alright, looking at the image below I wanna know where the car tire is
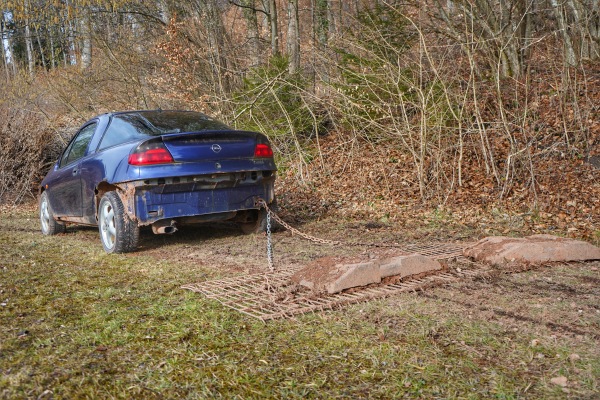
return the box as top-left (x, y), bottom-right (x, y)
top-left (240, 198), bottom-right (278, 234)
top-left (98, 191), bottom-right (140, 254)
top-left (39, 191), bottom-right (66, 235)
top-left (240, 208), bottom-right (268, 234)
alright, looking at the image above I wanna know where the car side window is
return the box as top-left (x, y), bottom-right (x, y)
top-left (60, 123), bottom-right (97, 168)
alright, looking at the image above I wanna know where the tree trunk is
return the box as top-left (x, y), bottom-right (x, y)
top-left (327, 0), bottom-right (336, 38)
top-left (1, 14), bottom-right (10, 81)
top-left (286, 0), bottom-right (300, 74)
top-left (203, 0), bottom-right (231, 94)
top-left (550, 0), bottom-right (578, 66)
top-left (315, 0), bottom-right (328, 48)
top-left (268, 0), bottom-right (279, 56)
top-left (80, 10), bottom-right (92, 69)
top-left (590, 0), bottom-right (600, 59)
top-left (24, 1), bottom-right (35, 75)
top-left (572, 0), bottom-right (599, 60)
top-left (64, 0), bottom-right (77, 66)
top-left (242, 0), bottom-right (261, 67)
top-left (34, 24), bottom-right (46, 70)
top-left (499, 0), bottom-right (522, 77)
top-left (48, 26), bottom-right (56, 69)
top-left (518, 0), bottom-right (534, 70)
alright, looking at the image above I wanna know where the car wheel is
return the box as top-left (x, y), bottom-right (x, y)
top-left (39, 191), bottom-right (66, 235)
top-left (240, 208), bottom-right (268, 234)
top-left (98, 191), bottom-right (140, 253)
top-left (240, 198), bottom-right (278, 234)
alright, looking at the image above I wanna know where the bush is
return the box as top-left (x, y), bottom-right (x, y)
top-left (0, 107), bottom-right (65, 204)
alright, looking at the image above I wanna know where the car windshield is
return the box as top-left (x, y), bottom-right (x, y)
top-left (121, 111), bottom-right (231, 135)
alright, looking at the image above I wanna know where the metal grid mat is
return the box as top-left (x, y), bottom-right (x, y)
top-left (182, 243), bottom-right (484, 321)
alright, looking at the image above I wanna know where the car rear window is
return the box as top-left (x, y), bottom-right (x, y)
top-left (140, 111), bottom-right (230, 134)
top-left (99, 111), bottom-right (231, 150)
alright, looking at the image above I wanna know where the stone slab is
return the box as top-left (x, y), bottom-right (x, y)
top-left (325, 262), bottom-right (381, 294)
top-left (379, 254), bottom-right (442, 278)
top-left (464, 234), bottom-right (600, 267)
top-left (292, 253), bottom-right (444, 295)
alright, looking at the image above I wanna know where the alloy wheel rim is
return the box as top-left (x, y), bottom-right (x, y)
top-left (100, 201), bottom-right (116, 250)
top-left (40, 196), bottom-right (50, 233)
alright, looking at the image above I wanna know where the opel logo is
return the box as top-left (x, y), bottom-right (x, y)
top-left (211, 144), bottom-right (222, 153)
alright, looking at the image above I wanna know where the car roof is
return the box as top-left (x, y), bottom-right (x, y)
top-left (106, 110), bottom-right (206, 117)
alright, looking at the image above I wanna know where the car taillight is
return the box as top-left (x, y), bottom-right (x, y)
top-left (255, 143), bottom-right (273, 158)
top-left (128, 142), bottom-right (174, 165)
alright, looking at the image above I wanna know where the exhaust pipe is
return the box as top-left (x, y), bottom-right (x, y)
top-left (152, 220), bottom-right (178, 235)
top-left (154, 226), bottom-right (178, 234)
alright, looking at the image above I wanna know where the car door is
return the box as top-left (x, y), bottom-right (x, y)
top-left (48, 122), bottom-right (97, 217)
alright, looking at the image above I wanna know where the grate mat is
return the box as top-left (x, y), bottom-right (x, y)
top-left (182, 243), bottom-right (487, 321)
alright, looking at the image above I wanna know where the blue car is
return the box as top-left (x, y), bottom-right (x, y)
top-left (39, 110), bottom-right (277, 253)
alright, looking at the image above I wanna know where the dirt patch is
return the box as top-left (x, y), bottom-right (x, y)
top-left (417, 260), bottom-right (600, 341)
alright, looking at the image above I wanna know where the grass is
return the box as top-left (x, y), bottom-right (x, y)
top-left (1, 206), bottom-right (599, 398)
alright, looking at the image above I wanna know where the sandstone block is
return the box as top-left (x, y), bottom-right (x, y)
top-left (291, 258), bottom-right (382, 295)
top-left (325, 262), bottom-right (381, 294)
top-left (464, 235), bottom-right (600, 267)
top-left (379, 254), bottom-right (442, 278)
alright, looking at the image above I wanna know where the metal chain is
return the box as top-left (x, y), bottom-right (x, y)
top-left (266, 206), bottom-right (274, 271)
top-left (256, 198), bottom-right (414, 270)
top-left (257, 199), bottom-right (341, 246)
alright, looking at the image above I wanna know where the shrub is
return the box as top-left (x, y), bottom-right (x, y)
top-left (0, 107), bottom-right (66, 203)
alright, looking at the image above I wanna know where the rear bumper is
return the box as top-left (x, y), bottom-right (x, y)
top-left (118, 172), bottom-right (275, 225)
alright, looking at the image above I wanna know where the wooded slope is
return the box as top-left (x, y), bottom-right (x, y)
top-left (0, 0), bottom-right (598, 240)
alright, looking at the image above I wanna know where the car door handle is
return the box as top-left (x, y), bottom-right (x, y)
top-left (72, 168), bottom-right (78, 175)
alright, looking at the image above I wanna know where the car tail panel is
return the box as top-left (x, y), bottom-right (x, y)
top-left (161, 131), bottom-right (258, 162)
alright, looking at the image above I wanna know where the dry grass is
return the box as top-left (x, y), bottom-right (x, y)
top-left (1, 204), bottom-right (599, 398)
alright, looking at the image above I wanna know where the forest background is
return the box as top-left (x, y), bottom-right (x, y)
top-left (0, 0), bottom-right (598, 242)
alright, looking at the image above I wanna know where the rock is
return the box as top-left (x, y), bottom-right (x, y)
top-left (292, 253), bottom-right (443, 295)
top-left (324, 262), bottom-right (381, 294)
top-left (379, 254), bottom-right (442, 278)
top-left (463, 235), bottom-right (600, 267)
top-left (550, 376), bottom-right (568, 387)
top-left (291, 258), bottom-right (381, 295)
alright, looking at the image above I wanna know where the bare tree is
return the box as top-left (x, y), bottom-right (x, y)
top-left (268, 0), bottom-right (280, 56)
top-left (286, 0), bottom-right (300, 73)
top-left (314, 0), bottom-right (329, 48)
top-left (80, 8), bottom-right (92, 68)
top-left (432, 0), bottom-right (536, 78)
top-left (24, 0), bottom-right (34, 75)
top-left (241, 0), bottom-right (262, 67)
top-left (1, 10), bottom-right (11, 81)
top-left (550, 0), bottom-right (578, 66)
